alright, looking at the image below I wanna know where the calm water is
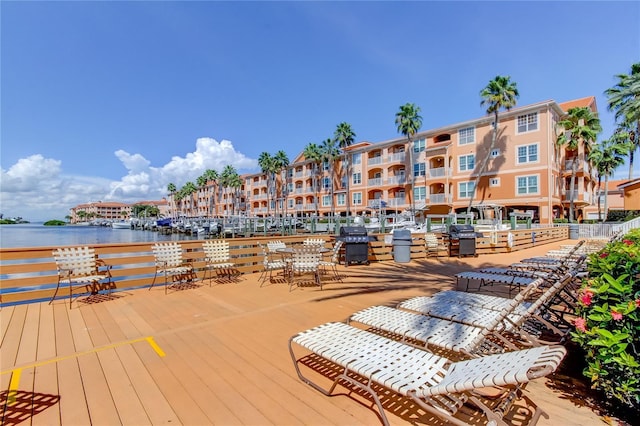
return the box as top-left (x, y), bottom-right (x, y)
top-left (0, 223), bottom-right (201, 249)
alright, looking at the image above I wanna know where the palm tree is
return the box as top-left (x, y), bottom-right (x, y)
top-left (303, 142), bottom-right (323, 216)
top-left (321, 137), bottom-right (340, 218)
top-left (334, 122), bottom-right (356, 218)
top-left (258, 152), bottom-right (276, 217)
top-left (395, 103), bottom-right (423, 218)
top-left (273, 150), bottom-right (290, 218)
top-left (556, 107), bottom-right (602, 222)
top-left (589, 134), bottom-right (629, 221)
top-left (468, 76), bottom-right (519, 214)
top-left (605, 62), bottom-right (640, 179)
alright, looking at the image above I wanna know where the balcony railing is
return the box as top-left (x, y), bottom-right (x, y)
top-left (388, 153), bottom-right (405, 163)
top-left (428, 167), bottom-right (451, 178)
top-left (429, 193), bottom-right (452, 204)
top-left (387, 176), bottom-right (406, 185)
top-left (367, 156), bottom-right (383, 166)
top-left (368, 178), bottom-right (383, 186)
top-left (387, 197), bottom-right (407, 207)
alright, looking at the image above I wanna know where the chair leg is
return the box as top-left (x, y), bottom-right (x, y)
top-left (150, 271), bottom-right (158, 291)
top-left (49, 282), bottom-right (61, 305)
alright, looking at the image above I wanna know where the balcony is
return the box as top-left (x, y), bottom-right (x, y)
top-left (562, 190), bottom-right (591, 204)
top-left (387, 197), bottom-right (407, 207)
top-left (429, 193), bottom-right (452, 204)
top-left (388, 152), bottom-right (406, 163)
top-left (368, 178), bottom-right (383, 186)
top-left (428, 167), bottom-right (452, 178)
top-left (367, 156), bottom-right (383, 166)
top-left (387, 176), bottom-right (406, 185)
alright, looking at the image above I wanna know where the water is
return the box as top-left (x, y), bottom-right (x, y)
top-left (0, 223), bottom-right (200, 249)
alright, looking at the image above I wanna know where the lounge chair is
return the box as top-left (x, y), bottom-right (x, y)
top-left (289, 245), bottom-right (322, 291)
top-left (454, 271), bottom-right (538, 294)
top-left (289, 321), bottom-right (566, 426)
top-left (150, 242), bottom-right (195, 294)
top-left (51, 246), bottom-right (113, 308)
top-left (318, 240), bottom-right (343, 282)
top-left (398, 274), bottom-right (574, 345)
top-left (202, 240), bottom-right (236, 283)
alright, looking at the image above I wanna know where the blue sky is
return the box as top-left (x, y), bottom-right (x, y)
top-left (1, 1), bottom-right (639, 222)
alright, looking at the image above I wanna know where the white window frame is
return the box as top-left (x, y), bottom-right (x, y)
top-left (490, 149), bottom-right (500, 158)
top-left (458, 127), bottom-right (475, 145)
top-left (336, 193), bottom-right (345, 206)
top-left (517, 112), bottom-right (538, 134)
top-left (413, 138), bottom-right (426, 153)
top-left (458, 154), bottom-right (475, 172)
top-left (351, 152), bottom-right (361, 165)
top-left (414, 186), bottom-right (426, 201)
top-left (352, 172), bottom-right (362, 185)
top-left (458, 181), bottom-right (475, 198)
top-left (489, 178), bottom-right (500, 187)
top-left (516, 143), bottom-right (539, 164)
top-left (413, 162), bottom-right (425, 177)
top-left (352, 192), bottom-right (362, 206)
top-left (322, 177), bottom-right (331, 189)
top-left (322, 195), bottom-right (331, 207)
top-left (516, 175), bottom-right (539, 195)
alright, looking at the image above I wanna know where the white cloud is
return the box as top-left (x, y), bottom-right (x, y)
top-left (0, 138), bottom-right (258, 222)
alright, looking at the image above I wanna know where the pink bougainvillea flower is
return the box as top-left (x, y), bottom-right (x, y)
top-left (623, 239), bottom-right (633, 246)
top-left (575, 317), bottom-right (587, 332)
top-left (599, 252), bottom-right (609, 258)
top-left (636, 299), bottom-right (640, 308)
top-left (580, 289), bottom-right (594, 306)
top-left (611, 310), bottom-right (623, 321)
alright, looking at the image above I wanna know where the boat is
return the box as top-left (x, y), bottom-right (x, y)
top-left (156, 218), bottom-right (172, 227)
top-left (111, 220), bottom-right (132, 229)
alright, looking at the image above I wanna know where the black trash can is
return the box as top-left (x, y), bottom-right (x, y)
top-left (392, 229), bottom-right (412, 263)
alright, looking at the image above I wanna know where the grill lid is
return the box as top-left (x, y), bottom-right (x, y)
top-left (340, 226), bottom-right (368, 236)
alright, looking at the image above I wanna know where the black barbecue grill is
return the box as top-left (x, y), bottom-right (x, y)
top-left (446, 224), bottom-right (483, 257)
top-left (337, 226), bottom-right (377, 266)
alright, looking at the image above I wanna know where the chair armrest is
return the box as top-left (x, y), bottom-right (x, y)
top-left (96, 259), bottom-right (112, 276)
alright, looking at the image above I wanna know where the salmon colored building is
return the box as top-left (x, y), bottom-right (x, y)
top-left (69, 199), bottom-right (170, 223)
top-left (618, 178), bottom-right (640, 211)
top-left (172, 96), bottom-right (611, 225)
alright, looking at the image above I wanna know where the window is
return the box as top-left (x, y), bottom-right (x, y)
top-left (351, 153), bottom-right (361, 165)
top-left (322, 195), bottom-right (331, 207)
top-left (459, 154), bottom-right (475, 171)
top-left (458, 127), bottom-right (475, 145)
top-left (517, 113), bottom-right (538, 133)
top-left (288, 199), bottom-right (294, 209)
top-left (413, 138), bottom-right (426, 153)
top-left (352, 192), bottom-right (362, 205)
top-left (352, 172), bottom-right (361, 185)
top-left (322, 161), bottom-right (330, 171)
top-left (517, 175), bottom-right (539, 194)
top-left (336, 193), bottom-right (345, 206)
top-left (490, 149), bottom-right (500, 158)
top-left (459, 181), bottom-right (475, 198)
top-left (322, 177), bottom-right (331, 189)
top-left (490, 178), bottom-right (500, 187)
top-left (414, 186), bottom-right (426, 201)
top-left (413, 162), bottom-right (425, 177)
top-left (517, 144), bottom-right (538, 164)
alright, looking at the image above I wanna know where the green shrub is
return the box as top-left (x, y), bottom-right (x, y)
top-left (571, 229), bottom-right (640, 408)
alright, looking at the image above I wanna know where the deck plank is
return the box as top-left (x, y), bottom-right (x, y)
top-left (0, 240), bottom-right (613, 426)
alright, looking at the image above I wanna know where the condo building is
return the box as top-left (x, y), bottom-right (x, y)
top-left (169, 96), bottom-right (606, 225)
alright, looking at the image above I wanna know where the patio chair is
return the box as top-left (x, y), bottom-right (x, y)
top-left (398, 274), bottom-right (574, 346)
top-left (289, 321), bottom-right (566, 426)
top-left (150, 242), bottom-right (195, 294)
top-left (303, 237), bottom-right (326, 247)
top-left (266, 240), bottom-right (287, 253)
top-left (454, 271), bottom-right (539, 295)
top-left (202, 240), bottom-right (236, 283)
top-left (258, 242), bottom-right (287, 285)
top-left (319, 239), bottom-right (343, 282)
top-left (425, 232), bottom-right (445, 258)
top-left (51, 246), bottom-right (113, 308)
top-left (289, 245), bottom-right (322, 291)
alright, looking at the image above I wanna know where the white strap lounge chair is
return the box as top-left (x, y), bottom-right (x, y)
top-left (455, 271), bottom-right (538, 294)
top-left (150, 242), bottom-right (195, 294)
top-left (289, 245), bottom-right (322, 291)
top-left (399, 274), bottom-right (574, 345)
top-left (289, 321), bottom-right (566, 426)
top-left (202, 240), bottom-right (236, 283)
top-left (318, 239), bottom-right (343, 282)
top-left (258, 242), bottom-right (287, 285)
top-left (51, 246), bottom-right (113, 308)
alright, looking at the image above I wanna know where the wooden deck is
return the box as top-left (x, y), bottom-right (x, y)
top-left (1, 240), bottom-right (609, 425)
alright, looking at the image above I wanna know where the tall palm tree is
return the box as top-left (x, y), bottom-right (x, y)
top-left (556, 107), bottom-right (602, 222)
top-left (258, 152), bottom-right (276, 217)
top-left (273, 150), bottom-right (290, 218)
top-left (321, 137), bottom-right (340, 218)
top-left (303, 142), bottom-right (323, 216)
top-left (468, 76), bottom-right (519, 213)
top-left (605, 62), bottom-right (640, 179)
top-left (334, 122), bottom-right (356, 218)
top-left (395, 103), bottom-right (423, 218)
top-left (589, 134), bottom-right (629, 221)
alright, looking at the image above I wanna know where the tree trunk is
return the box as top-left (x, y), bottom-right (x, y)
top-left (407, 138), bottom-right (415, 220)
top-left (569, 161), bottom-right (577, 223)
top-left (603, 175), bottom-right (610, 222)
top-left (596, 176), bottom-right (602, 222)
top-left (468, 112), bottom-right (499, 214)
